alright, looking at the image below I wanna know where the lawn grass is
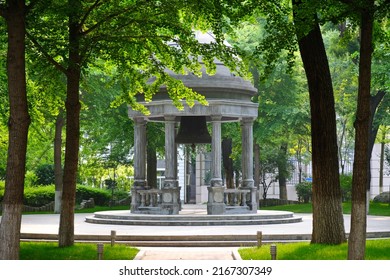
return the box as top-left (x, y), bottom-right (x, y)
top-left (239, 239), bottom-right (390, 260)
top-left (261, 202), bottom-right (390, 216)
top-left (19, 242), bottom-right (139, 260)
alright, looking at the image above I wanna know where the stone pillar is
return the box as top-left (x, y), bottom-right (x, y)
top-left (133, 117), bottom-right (147, 188)
top-left (208, 115), bottom-right (225, 215)
top-left (162, 115), bottom-right (180, 214)
top-left (241, 117), bottom-right (257, 213)
top-left (210, 115), bottom-right (223, 187)
top-left (131, 117), bottom-right (147, 213)
top-left (164, 116), bottom-right (177, 183)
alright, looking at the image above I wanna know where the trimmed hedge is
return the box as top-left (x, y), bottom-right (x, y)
top-left (0, 182), bottom-right (114, 207)
top-left (24, 186), bottom-right (55, 207)
top-left (76, 185), bottom-right (111, 206)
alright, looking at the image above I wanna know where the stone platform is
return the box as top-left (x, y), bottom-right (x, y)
top-left (85, 205), bottom-right (302, 226)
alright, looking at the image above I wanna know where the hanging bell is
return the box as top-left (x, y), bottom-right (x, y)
top-left (175, 116), bottom-right (212, 144)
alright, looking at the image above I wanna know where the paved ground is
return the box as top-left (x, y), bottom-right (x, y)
top-left (10, 204), bottom-right (390, 260)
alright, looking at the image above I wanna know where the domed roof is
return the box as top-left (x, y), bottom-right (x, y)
top-left (129, 31), bottom-right (258, 122)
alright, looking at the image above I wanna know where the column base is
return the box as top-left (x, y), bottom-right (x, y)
top-left (207, 186), bottom-right (226, 215)
top-left (161, 181), bottom-right (181, 214)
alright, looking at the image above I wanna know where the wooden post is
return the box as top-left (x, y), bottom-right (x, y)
top-left (270, 244), bottom-right (277, 260)
top-left (97, 243), bottom-right (104, 260)
top-left (257, 231), bottom-right (262, 248)
top-left (111, 230), bottom-right (116, 247)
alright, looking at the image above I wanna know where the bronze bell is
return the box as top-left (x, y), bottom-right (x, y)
top-left (175, 116), bottom-right (212, 144)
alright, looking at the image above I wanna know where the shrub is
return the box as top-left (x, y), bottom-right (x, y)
top-left (76, 185), bottom-right (111, 206)
top-left (1, 183), bottom-right (112, 207)
top-left (25, 171), bottom-right (38, 187)
top-left (295, 182), bottom-right (312, 203)
top-left (35, 164), bottom-right (55, 185)
top-left (340, 174), bottom-right (352, 202)
top-left (24, 185), bottom-right (55, 207)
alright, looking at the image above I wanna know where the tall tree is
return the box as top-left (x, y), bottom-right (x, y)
top-left (28, 0), bottom-right (245, 247)
top-left (347, 0), bottom-right (375, 260)
top-left (0, 0), bottom-right (30, 260)
top-left (292, 0), bottom-right (346, 244)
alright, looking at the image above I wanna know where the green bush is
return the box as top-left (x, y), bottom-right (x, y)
top-left (1, 183), bottom-right (112, 207)
top-left (25, 171), bottom-right (38, 187)
top-left (340, 174), bottom-right (352, 202)
top-left (35, 164), bottom-right (55, 186)
top-left (24, 185), bottom-right (55, 207)
top-left (76, 185), bottom-right (111, 206)
top-left (295, 182), bottom-right (312, 203)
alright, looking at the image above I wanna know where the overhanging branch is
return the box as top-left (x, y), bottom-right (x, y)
top-left (26, 31), bottom-right (67, 74)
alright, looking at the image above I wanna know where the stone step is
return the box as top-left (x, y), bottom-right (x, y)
top-left (92, 210), bottom-right (295, 221)
top-left (85, 216), bottom-right (303, 226)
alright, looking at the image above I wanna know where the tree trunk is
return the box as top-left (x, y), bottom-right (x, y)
top-left (54, 111), bottom-right (64, 213)
top-left (0, 0), bottom-right (30, 260)
top-left (222, 138), bottom-right (234, 188)
top-left (278, 143), bottom-right (288, 200)
top-left (366, 91), bottom-right (386, 213)
top-left (293, 1), bottom-right (346, 244)
top-left (147, 145), bottom-right (157, 188)
top-left (348, 5), bottom-right (374, 260)
top-left (58, 6), bottom-right (82, 247)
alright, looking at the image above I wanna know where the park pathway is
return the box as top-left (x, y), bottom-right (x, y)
top-left (134, 247), bottom-right (241, 260)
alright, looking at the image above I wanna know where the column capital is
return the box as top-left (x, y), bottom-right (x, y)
top-left (133, 116), bottom-right (146, 124)
top-left (241, 117), bottom-right (255, 124)
top-left (164, 115), bottom-right (176, 122)
top-left (210, 115), bottom-right (222, 122)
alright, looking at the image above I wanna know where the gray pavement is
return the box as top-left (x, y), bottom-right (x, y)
top-left (18, 211), bottom-right (390, 237)
top-left (10, 205), bottom-right (390, 260)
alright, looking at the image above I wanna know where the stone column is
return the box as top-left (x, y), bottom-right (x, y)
top-left (162, 115), bottom-right (180, 214)
top-left (210, 115), bottom-right (223, 187)
top-left (208, 115), bottom-right (225, 215)
top-left (164, 116), bottom-right (177, 184)
top-left (133, 117), bottom-right (147, 188)
top-left (241, 117), bottom-right (257, 213)
top-left (131, 117), bottom-right (147, 213)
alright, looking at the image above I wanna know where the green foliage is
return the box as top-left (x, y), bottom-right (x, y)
top-left (1, 184), bottom-right (114, 207)
top-left (295, 182), bottom-right (312, 203)
top-left (340, 174), bottom-right (352, 202)
top-left (24, 186), bottom-right (55, 207)
top-left (75, 185), bottom-right (111, 206)
top-left (35, 164), bottom-right (55, 186)
top-left (24, 171), bottom-right (38, 188)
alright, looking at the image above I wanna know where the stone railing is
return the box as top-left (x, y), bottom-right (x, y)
top-left (224, 188), bottom-right (257, 214)
top-left (131, 186), bottom-right (257, 215)
top-left (224, 188), bottom-right (250, 206)
top-left (131, 187), bottom-right (181, 215)
top-left (207, 187), bottom-right (258, 215)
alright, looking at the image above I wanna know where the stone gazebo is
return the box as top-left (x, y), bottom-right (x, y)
top-left (128, 35), bottom-right (258, 216)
